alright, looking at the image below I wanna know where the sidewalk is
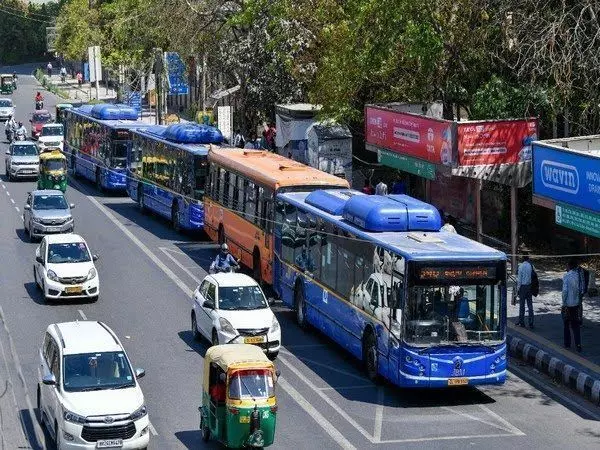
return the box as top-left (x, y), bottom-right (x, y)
top-left (44, 73), bottom-right (117, 102)
top-left (507, 269), bottom-right (600, 404)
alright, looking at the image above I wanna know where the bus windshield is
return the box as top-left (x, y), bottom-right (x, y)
top-left (403, 283), bottom-right (503, 346)
top-left (111, 141), bottom-right (128, 168)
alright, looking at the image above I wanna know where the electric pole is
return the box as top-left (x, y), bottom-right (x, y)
top-left (154, 48), bottom-right (164, 125)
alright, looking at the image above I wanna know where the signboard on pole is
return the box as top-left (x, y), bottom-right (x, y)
top-left (457, 119), bottom-right (538, 166)
top-left (217, 106), bottom-right (232, 142)
top-left (365, 106), bottom-right (455, 166)
top-left (124, 90), bottom-right (142, 117)
top-left (46, 27), bottom-right (57, 53)
top-left (87, 46), bottom-right (102, 83)
top-left (165, 52), bottom-right (189, 95)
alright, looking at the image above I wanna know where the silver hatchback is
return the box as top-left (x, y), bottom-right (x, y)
top-left (23, 190), bottom-right (74, 241)
top-left (5, 141), bottom-right (39, 180)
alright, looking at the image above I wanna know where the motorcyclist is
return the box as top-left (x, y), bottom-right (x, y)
top-left (211, 244), bottom-right (240, 273)
top-left (12, 72), bottom-right (17, 89)
top-left (15, 121), bottom-right (27, 140)
top-left (35, 92), bottom-right (44, 103)
top-left (4, 116), bottom-right (16, 141)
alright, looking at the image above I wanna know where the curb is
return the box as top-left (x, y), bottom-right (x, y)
top-left (508, 334), bottom-right (600, 404)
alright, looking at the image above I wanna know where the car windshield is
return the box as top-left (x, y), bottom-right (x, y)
top-left (12, 145), bottom-right (38, 156)
top-left (228, 369), bottom-right (274, 399)
top-left (33, 114), bottom-right (51, 123)
top-left (44, 159), bottom-right (66, 171)
top-left (47, 242), bottom-right (91, 264)
top-left (218, 285), bottom-right (268, 310)
top-left (63, 352), bottom-right (135, 392)
top-left (33, 195), bottom-right (68, 210)
top-left (41, 126), bottom-right (62, 136)
top-left (0, 100), bottom-right (12, 107)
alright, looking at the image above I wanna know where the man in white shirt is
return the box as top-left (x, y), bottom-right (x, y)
top-left (440, 215), bottom-right (457, 233)
top-left (375, 180), bottom-right (388, 195)
top-left (562, 258), bottom-right (582, 351)
top-left (516, 252), bottom-right (535, 328)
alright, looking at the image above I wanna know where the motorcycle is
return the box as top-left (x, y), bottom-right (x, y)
top-left (35, 100), bottom-right (43, 110)
top-left (5, 128), bottom-right (13, 143)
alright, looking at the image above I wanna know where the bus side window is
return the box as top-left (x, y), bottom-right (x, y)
top-left (236, 176), bottom-right (245, 214)
top-left (245, 181), bottom-right (256, 222)
top-left (256, 186), bottom-right (264, 228)
top-left (281, 203), bottom-right (296, 263)
top-left (229, 173), bottom-right (237, 210)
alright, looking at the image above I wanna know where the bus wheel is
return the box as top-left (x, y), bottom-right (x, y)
top-left (295, 285), bottom-right (307, 329)
top-left (138, 184), bottom-right (147, 213)
top-left (95, 170), bottom-right (103, 192)
top-left (363, 330), bottom-right (380, 383)
top-left (172, 203), bottom-right (181, 232)
top-left (218, 225), bottom-right (225, 245)
top-left (253, 249), bottom-right (262, 284)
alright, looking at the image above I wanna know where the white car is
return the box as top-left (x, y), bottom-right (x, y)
top-left (38, 321), bottom-right (149, 449)
top-left (37, 123), bottom-right (65, 152)
top-left (34, 234), bottom-right (100, 302)
top-left (0, 97), bottom-right (15, 121)
top-left (191, 273), bottom-right (281, 358)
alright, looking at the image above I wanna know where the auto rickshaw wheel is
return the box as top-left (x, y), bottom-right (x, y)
top-left (200, 413), bottom-right (210, 442)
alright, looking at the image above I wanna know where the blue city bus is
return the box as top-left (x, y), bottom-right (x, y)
top-left (126, 123), bottom-right (223, 231)
top-left (274, 189), bottom-right (507, 388)
top-left (63, 104), bottom-right (149, 192)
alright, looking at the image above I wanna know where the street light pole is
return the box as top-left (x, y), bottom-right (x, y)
top-left (154, 48), bottom-right (164, 125)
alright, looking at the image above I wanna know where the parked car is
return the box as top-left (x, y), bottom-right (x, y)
top-left (33, 233), bottom-right (99, 302)
top-left (5, 141), bottom-right (39, 181)
top-left (191, 273), bottom-right (280, 359)
top-left (37, 123), bottom-right (64, 152)
top-left (38, 321), bottom-right (149, 449)
top-left (0, 97), bottom-right (15, 122)
top-left (23, 190), bottom-right (74, 241)
top-left (29, 109), bottom-right (52, 139)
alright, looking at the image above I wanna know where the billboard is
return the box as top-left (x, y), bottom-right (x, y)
top-left (165, 52), bottom-right (189, 95)
top-left (457, 119), bottom-right (538, 166)
top-left (532, 142), bottom-right (600, 213)
top-left (365, 106), bottom-right (455, 166)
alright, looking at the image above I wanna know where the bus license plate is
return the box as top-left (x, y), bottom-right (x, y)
top-left (244, 336), bottom-right (265, 344)
top-left (65, 286), bottom-right (82, 294)
top-left (240, 415), bottom-right (250, 423)
top-left (448, 378), bottom-right (468, 386)
top-left (96, 439), bottom-right (123, 448)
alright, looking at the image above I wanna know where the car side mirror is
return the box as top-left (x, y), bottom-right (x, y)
top-left (92, 254), bottom-right (99, 261)
top-left (24, 204), bottom-right (31, 210)
top-left (42, 373), bottom-right (56, 385)
top-left (5, 150), bottom-right (9, 155)
top-left (203, 300), bottom-right (215, 310)
top-left (69, 203), bottom-right (75, 209)
top-left (135, 368), bottom-right (145, 379)
top-left (36, 256), bottom-right (43, 264)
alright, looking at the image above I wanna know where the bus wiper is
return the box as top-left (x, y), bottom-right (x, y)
top-left (418, 344), bottom-right (460, 354)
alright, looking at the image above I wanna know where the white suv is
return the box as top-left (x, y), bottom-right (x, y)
top-left (38, 321), bottom-right (150, 449)
top-left (191, 273), bottom-right (281, 358)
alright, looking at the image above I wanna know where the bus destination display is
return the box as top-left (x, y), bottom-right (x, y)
top-left (418, 267), bottom-right (496, 280)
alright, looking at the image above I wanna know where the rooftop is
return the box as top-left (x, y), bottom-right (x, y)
top-left (52, 321), bottom-right (122, 355)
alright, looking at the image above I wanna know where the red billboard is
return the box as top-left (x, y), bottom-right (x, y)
top-left (365, 106), bottom-right (455, 166)
top-left (457, 119), bottom-right (538, 166)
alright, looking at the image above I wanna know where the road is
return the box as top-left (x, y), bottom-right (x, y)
top-left (0, 67), bottom-right (599, 449)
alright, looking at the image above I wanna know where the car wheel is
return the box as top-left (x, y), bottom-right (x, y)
top-left (89, 296), bottom-right (98, 303)
top-left (54, 420), bottom-right (60, 447)
top-left (201, 413), bottom-right (210, 442)
top-left (33, 265), bottom-right (39, 289)
top-left (363, 330), bottom-right (380, 383)
top-left (211, 329), bottom-right (219, 347)
top-left (191, 313), bottom-right (201, 341)
top-left (41, 280), bottom-right (50, 304)
top-left (295, 286), bottom-right (307, 329)
top-left (267, 351), bottom-right (279, 361)
top-left (37, 385), bottom-right (42, 420)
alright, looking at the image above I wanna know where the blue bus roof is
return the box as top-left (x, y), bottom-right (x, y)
top-left (131, 126), bottom-right (213, 156)
top-left (67, 106), bottom-right (148, 130)
top-left (278, 190), bottom-right (506, 262)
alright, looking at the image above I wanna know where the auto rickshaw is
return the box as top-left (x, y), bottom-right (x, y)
top-left (200, 344), bottom-right (279, 448)
top-left (55, 103), bottom-right (74, 123)
top-left (0, 74), bottom-right (14, 95)
top-left (38, 150), bottom-right (68, 192)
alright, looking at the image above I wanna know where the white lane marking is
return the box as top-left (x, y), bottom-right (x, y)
top-left (373, 387), bottom-right (384, 442)
top-left (75, 178), bottom-right (357, 449)
top-left (159, 247), bottom-right (202, 284)
top-left (78, 309), bottom-right (87, 320)
top-left (15, 206), bottom-right (19, 212)
top-left (278, 354), bottom-right (375, 442)
top-left (278, 377), bottom-right (356, 450)
top-left (440, 406), bottom-right (518, 434)
top-left (148, 421), bottom-right (158, 436)
top-left (477, 405), bottom-right (525, 436)
top-left (378, 433), bottom-right (520, 444)
top-left (6, 190), bottom-right (10, 196)
top-left (319, 385), bottom-right (374, 391)
top-left (10, 198), bottom-right (15, 204)
top-left (509, 364), bottom-right (600, 421)
top-left (1, 184), bottom-right (5, 188)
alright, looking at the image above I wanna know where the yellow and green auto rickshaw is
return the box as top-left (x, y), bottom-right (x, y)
top-left (38, 150), bottom-right (68, 192)
top-left (0, 74), bottom-right (14, 95)
top-left (200, 344), bottom-right (279, 448)
top-left (55, 103), bottom-right (74, 124)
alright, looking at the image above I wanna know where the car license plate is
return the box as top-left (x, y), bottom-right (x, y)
top-left (448, 378), bottom-right (468, 386)
top-left (96, 439), bottom-right (123, 448)
top-left (239, 415), bottom-right (250, 423)
top-left (65, 286), bottom-right (82, 294)
top-left (46, 227), bottom-right (61, 232)
top-left (244, 336), bottom-right (265, 344)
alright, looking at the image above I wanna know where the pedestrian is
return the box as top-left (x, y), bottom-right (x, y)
top-left (391, 177), bottom-right (407, 195)
top-left (362, 179), bottom-right (375, 195)
top-left (375, 179), bottom-right (388, 195)
top-left (233, 130), bottom-right (245, 148)
top-left (562, 258), bottom-right (582, 352)
top-left (76, 71), bottom-right (83, 87)
top-left (440, 211), bottom-right (457, 233)
top-left (516, 250), bottom-right (536, 329)
top-left (46, 61), bottom-right (53, 77)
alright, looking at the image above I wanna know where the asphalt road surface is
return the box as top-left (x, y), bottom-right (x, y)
top-left (0, 66), bottom-right (599, 449)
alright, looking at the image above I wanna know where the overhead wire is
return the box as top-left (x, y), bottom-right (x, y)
top-left (0, 5), bottom-right (54, 24)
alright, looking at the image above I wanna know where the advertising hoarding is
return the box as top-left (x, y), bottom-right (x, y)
top-left (365, 106), bottom-right (455, 166)
top-left (532, 142), bottom-right (600, 213)
top-left (457, 119), bottom-right (538, 166)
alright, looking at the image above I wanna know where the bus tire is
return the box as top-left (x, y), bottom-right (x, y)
top-left (218, 225), bottom-right (225, 245)
top-left (95, 169), bottom-right (103, 192)
top-left (138, 184), bottom-right (147, 213)
top-left (294, 284), bottom-right (307, 329)
top-left (363, 329), bottom-right (380, 383)
top-left (172, 202), bottom-right (181, 232)
top-left (253, 249), bottom-right (262, 284)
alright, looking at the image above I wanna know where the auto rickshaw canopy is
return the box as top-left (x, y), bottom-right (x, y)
top-left (203, 345), bottom-right (274, 391)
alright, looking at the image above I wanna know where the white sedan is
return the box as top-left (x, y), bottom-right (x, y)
top-left (191, 273), bottom-right (280, 359)
top-left (34, 234), bottom-right (99, 302)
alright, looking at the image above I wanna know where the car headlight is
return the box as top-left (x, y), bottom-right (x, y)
top-left (32, 216), bottom-right (43, 223)
top-left (47, 270), bottom-right (59, 282)
top-left (219, 317), bottom-right (237, 335)
top-left (63, 408), bottom-right (86, 424)
top-left (87, 268), bottom-right (97, 280)
top-left (130, 404), bottom-right (147, 421)
top-left (270, 316), bottom-right (280, 334)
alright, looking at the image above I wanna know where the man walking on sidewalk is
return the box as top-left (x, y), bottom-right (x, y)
top-left (562, 258), bottom-right (582, 352)
top-left (516, 251), bottom-right (535, 329)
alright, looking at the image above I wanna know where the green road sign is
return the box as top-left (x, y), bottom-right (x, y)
top-left (555, 203), bottom-right (600, 238)
top-left (377, 150), bottom-right (437, 180)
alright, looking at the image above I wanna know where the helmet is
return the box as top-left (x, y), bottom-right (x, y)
top-left (221, 243), bottom-right (229, 252)
top-left (18, 121), bottom-right (22, 127)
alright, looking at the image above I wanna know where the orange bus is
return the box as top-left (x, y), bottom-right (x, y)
top-left (204, 148), bottom-right (349, 284)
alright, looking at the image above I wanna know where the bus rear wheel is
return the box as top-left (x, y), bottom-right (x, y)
top-left (95, 170), bottom-right (103, 192)
top-left (218, 225), bottom-right (225, 245)
top-left (253, 250), bottom-right (262, 284)
top-left (172, 203), bottom-right (181, 232)
top-left (363, 330), bottom-right (380, 383)
top-left (138, 184), bottom-right (147, 213)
